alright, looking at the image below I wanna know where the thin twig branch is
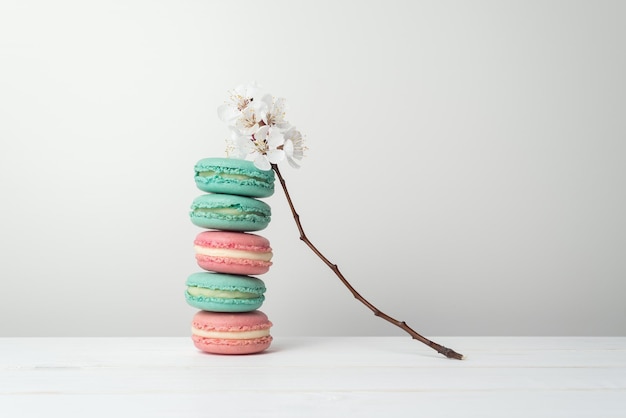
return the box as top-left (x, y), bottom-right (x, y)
top-left (272, 164), bottom-right (464, 360)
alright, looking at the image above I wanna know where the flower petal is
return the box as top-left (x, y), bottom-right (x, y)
top-left (235, 136), bottom-right (253, 152)
top-left (260, 94), bottom-right (273, 107)
top-left (218, 104), bottom-right (239, 122)
top-left (233, 84), bottom-right (247, 95)
top-left (283, 139), bottom-right (294, 156)
top-left (266, 129), bottom-right (285, 148)
top-left (283, 128), bottom-right (304, 158)
top-left (228, 125), bottom-right (243, 139)
top-left (254, 155), bottom-right (271, 170)
top-left (286, 155), bottom-right (301, 168)
top-left (244, 83), bottom-right (263, 99)
top-left (267, 148), bottom-right (285, 164)
top-left (254, 125), bottom-right (270, 141)
top-left (274, 97), bottom-right (287, 113)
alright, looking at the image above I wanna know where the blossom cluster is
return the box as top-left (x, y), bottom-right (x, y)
top-left (218, 84), bottom-right (305, 170)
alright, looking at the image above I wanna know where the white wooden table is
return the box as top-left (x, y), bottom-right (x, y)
top-left (1, 337), bottom-right (625, 417)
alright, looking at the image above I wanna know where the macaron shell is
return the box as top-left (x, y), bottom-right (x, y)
top-left (185, 294), bottom-right (265, 312)
top-left (194, 231), bottom-right (272, 275)
top-left (191, 310), bottom-right (273, 355)
top-left (185, 272), bottom-right (266, 312)
top-left (192, 309), bottom-right (272, 332)
top-left (192, 335), bottom-right (272, 355)
top-left (194, 157), bottom-right (275, 198)
top-left (196, 256), bottom-right (270, 275)
top-left (190, 193), bottom-right (271, 232)
top-left (195, 230), bottom-right (272, 250)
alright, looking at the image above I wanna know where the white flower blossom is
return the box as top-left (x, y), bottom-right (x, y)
top-left (218, 85), bottom-right (306, 169)
top-left (283, 127), bottom-right (305, 168)
top-left (247, 125), bottom-right (285, 170)
top-left (217, 84), bottom-right (266, 124)
top-left (235, 106), bottom-right (264, 136)
top-left (260, 94), bottom-right (290, 130)
top-left (225, 126), bottom-right (249, 159)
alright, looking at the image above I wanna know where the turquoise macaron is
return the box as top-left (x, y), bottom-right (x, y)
top-left (194, 157), bottom-right (275, 198)
top-left (190, 193), bottom-right (271, 231)
top-left (185, 272), bottom-right (266, 312)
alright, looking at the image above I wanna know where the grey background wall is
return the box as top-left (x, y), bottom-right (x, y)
top-left (1, 0), bottom-right (625, 337)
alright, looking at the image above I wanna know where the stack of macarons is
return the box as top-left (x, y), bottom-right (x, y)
top-left (186, 158), bottom-right (275, 355)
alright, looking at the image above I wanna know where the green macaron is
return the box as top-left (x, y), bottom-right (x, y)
top-left (194, 157), bottom-right (275, 198)
top-left (185, 272), bottom-right (266, 312)
top-left (190, 193), bottom-right (271, 231)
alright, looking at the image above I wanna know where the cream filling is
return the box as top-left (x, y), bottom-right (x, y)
top-left (193, 207), bottom-right (264, 216)
top-left (192, 327), bottom-right (270, 339)
top-left (187, 287), bottom-right (259, 299)
top-left (194, 246), bottom-right (272, 261)
top-left (198, 171), bottom-right (253, 181)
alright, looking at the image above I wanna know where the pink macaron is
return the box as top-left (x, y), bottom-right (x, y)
top-left (194, 231), bottom-right (273, 275)
top-left (191, 310), bottom-right (273, 355)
